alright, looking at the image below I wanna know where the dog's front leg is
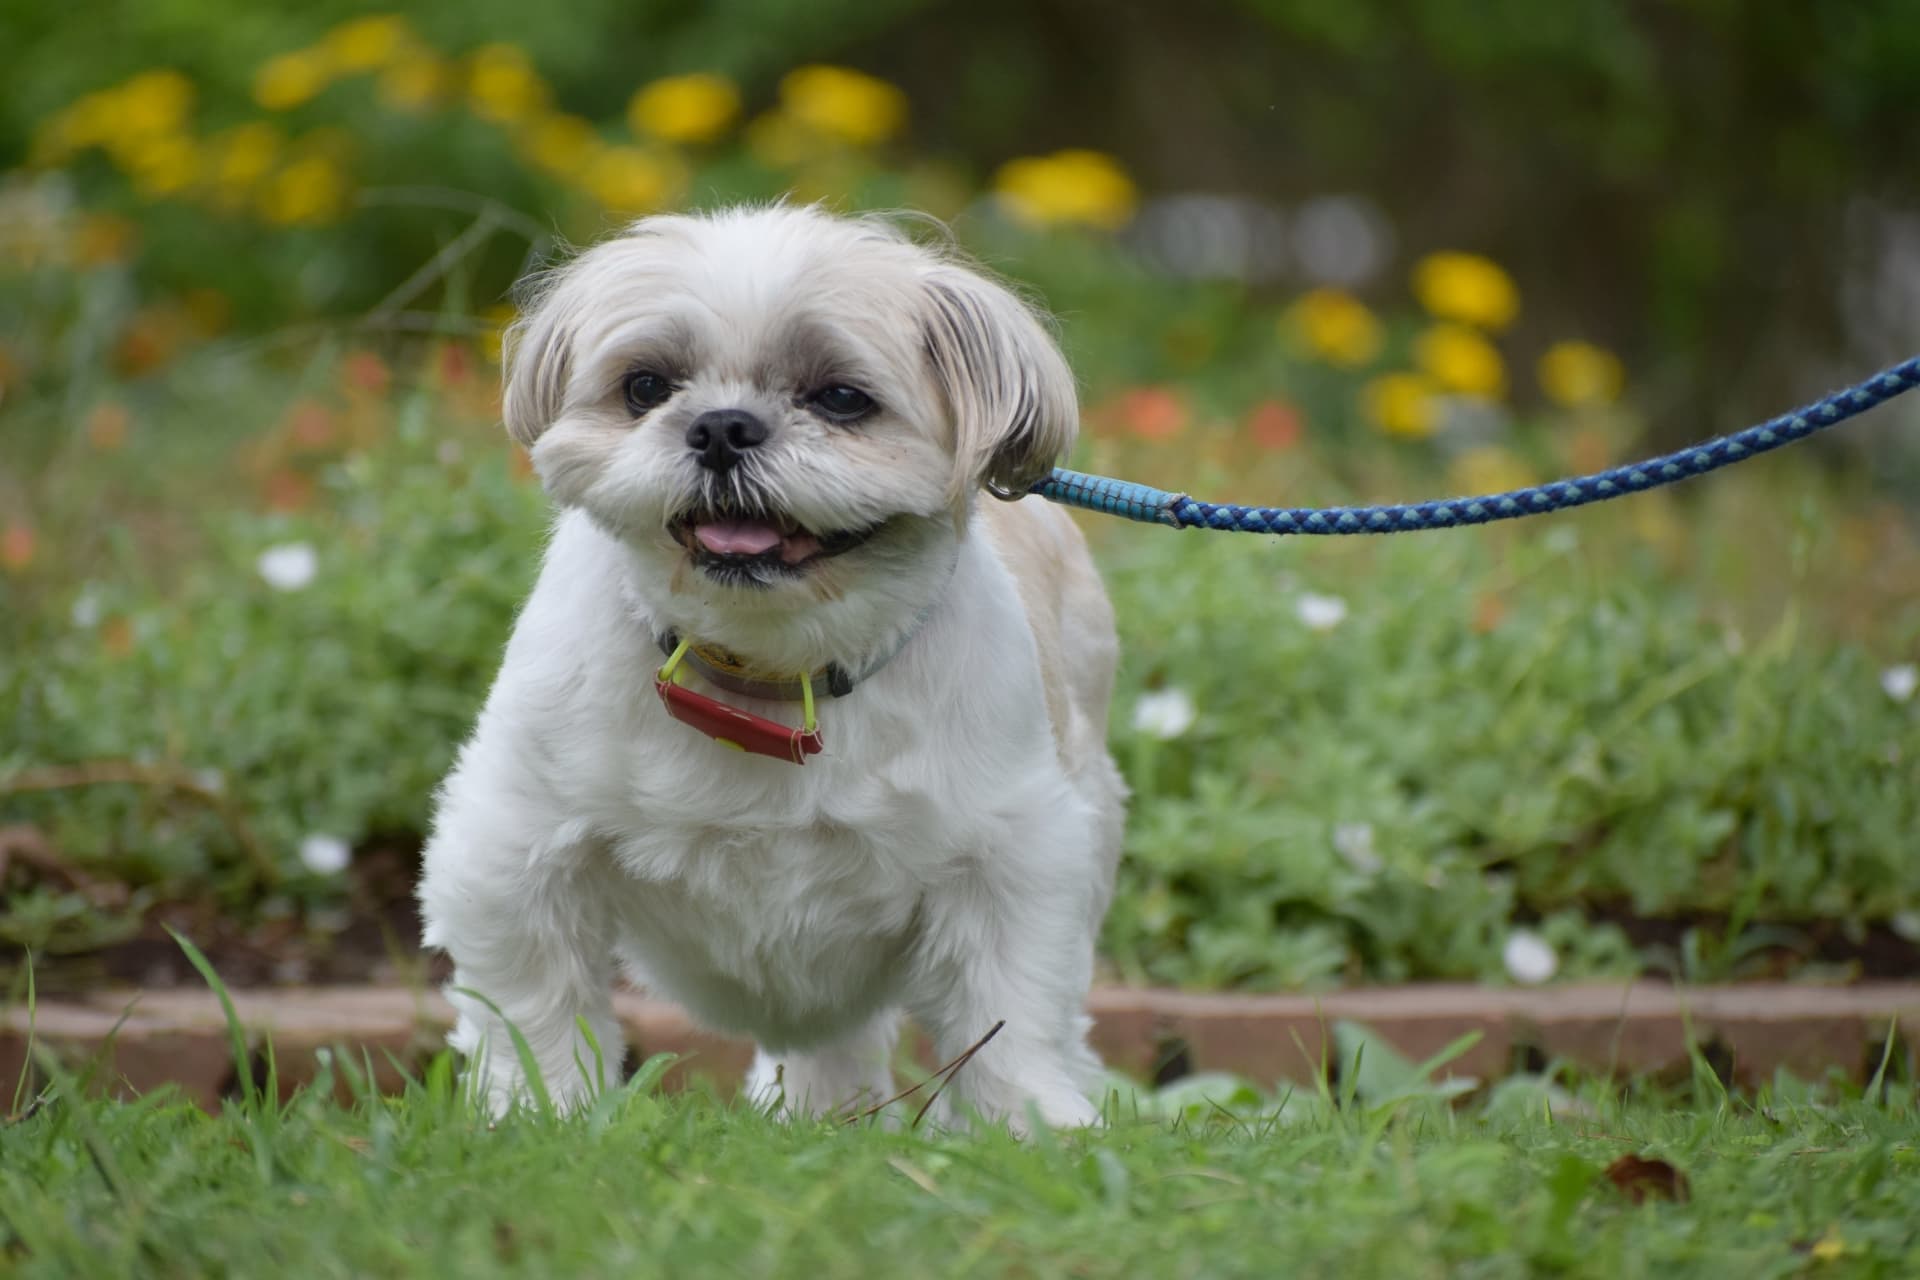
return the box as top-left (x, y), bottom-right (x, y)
top-left (420, 824), bottom-right (623, 1119)
top-left (906, 867), bottom-right (1103, 1134)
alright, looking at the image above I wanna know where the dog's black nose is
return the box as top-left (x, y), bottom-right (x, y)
top-left (685, 410), bottom-right (769, 472)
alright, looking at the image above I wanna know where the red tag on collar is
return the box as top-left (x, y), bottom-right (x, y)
top-left (654, 677), bottom-right (825, 765)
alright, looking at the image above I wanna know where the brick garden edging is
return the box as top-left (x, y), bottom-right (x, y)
top-left (6, 983), bottom-right (1917, 1109)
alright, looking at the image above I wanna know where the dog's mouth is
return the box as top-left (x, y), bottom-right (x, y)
top-left (669, 504), bottom-right (883, 580)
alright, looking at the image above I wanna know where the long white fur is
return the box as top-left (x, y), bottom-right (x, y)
top-left (417, 204), bottom-right (1125, 1130)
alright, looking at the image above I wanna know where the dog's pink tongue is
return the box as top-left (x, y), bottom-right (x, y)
top-left (694, 520), bottom-right (784, 556)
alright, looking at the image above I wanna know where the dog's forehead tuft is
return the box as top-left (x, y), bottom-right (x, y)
top-left (571, 208), bottom-right (933, 378)
top-left (612, 208), bottom-right (926, 308)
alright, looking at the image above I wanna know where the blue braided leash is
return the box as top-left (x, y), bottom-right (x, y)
top-left (1033, 355), bottom-right (1920, 534)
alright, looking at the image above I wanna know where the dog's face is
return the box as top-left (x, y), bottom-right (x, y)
top-left (502, 207), bottom-right (1077, 652)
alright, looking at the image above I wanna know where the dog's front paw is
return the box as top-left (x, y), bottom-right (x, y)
top-left (1002, 1088), bottom-right (1101, 1137)
top-left (446, 996), bottom-right (617, 1120)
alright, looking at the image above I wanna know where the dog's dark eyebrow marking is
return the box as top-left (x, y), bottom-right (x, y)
top-left (762, 317), bottom-right (866, 390)
top-left (608, 318), bottom-right (700, 390)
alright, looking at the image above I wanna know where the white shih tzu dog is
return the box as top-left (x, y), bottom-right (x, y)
top-left (417, 204), bottom-right (1127, 1129)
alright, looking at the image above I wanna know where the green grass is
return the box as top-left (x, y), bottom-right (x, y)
top-left (4, 1043), bottom-right (1917, 1277)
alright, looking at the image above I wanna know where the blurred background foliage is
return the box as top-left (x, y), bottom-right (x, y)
top-left (2, 1), bottom-right (1918, 991)
top-left (5, 0), bottom-right (1919, 434)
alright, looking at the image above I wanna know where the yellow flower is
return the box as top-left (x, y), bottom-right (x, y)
top-left (744, 109), bottom-right (817, 168)
top-left (1282, 288), bottom-right (1383, 368)
top-left (204, 122), bottom-right (283, 205)
top-left (778, 65), bottom-right (907, 146)
top-left (115, 70), bottom-right (195, 137)
top-left (36, 90), bottom-right (122, 161)
top-left (1359, 372), bottom-right (1436, 443)
top-left (323, 15), bottom-right (412, 73)
top-left (254, 50), bottom-right (333, 110)
top-left (466, 43), bottom-right (549, 124)
top-left (377, 52), bottom-right (450, 112)
top-left (1538, 340), bottom-right (1625, 408)
top-left (257, 154), bottom-right (349, 225)
top-left (1362, 372), bottom-right (1440, 440)
top-left (1413, 251), bottom-right (1519, 331)
top-left (1448, 445), bottom-right (1537, 496)
top-left (994, 149), bottom-right (1137, 231)
top-left (1413, 323), bottom-right (1507, 398)
top-left (628, 73), bottom-right (740, 144)
top-left (581, 146), bottom-right (680, 212)
top-left (516, 113), bottom-right (601, 176)
top-left (122, 134), bottom-right (201, 197)
top-left (480, 303), bottom-right (517, 364)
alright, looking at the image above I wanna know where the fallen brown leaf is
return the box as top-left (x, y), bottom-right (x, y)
top-left (1604, 1153), bottom-right (1691, 1204)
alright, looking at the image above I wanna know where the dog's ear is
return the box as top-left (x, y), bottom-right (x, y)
top-left (921, 264), bottom-right (1078, 502)
top-left (501, 279), bottom-right (576, 448)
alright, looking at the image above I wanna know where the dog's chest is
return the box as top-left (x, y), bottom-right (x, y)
top-left (601, 798), bottom-right (935, 1036)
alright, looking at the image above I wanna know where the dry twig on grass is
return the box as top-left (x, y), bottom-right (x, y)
top-left (841, 1020), bottom-right (1007, 1130)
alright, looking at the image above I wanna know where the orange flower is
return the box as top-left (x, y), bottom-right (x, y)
top-left (435, 341), bottom-right (474, 387)
top-left (286, 400), bottom-right (336, 449)
top-left (98, 616), bottom-right (136, 658)
top-left (2, 521), bottom-right (36, 572)
top-left (341, 349), bottom-right (391, 397)
top-left (86, 402), bottom-right (131, 451)
top-left (112, 306), bottom-right (190, 378)
top-left (1115, 387), bottom-right (1187, 441)
top-left (1246, 399), bottom-right (1304, 451)
top-left (261, 468), bottom-right (317, 512)
top-left (71, 214), bottom-right (139, 267)
top-left (1471, 592), bottom-right (1507, 634)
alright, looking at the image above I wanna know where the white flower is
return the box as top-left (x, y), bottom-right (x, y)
top-left (1332, 822), bottom-right (1381, 874)
top-left (257, 542), bottom-right (318, 592)
top-left (1882, 664), bottom-right (1917, 704)
top-left (1290, 194), bottom-right (1392, 286)
top-left (1131, 688), bottom-right (1196, 740)
top-left (298, 833), bottom-right (352, 876)
top-left (1127, 194), bottom-right (1289, 284)
top-left (70, 589), bottom-right (103, 628)
top-left (1295, 592), bottom-right (1348, 632)
top-left (1502, 929), bottom-right (1558, 985)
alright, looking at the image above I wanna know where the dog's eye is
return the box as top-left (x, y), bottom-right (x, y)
top-left (811, 385), bottom-right (875, 422)
top-left (623, 371), bottom-right (676, 415)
